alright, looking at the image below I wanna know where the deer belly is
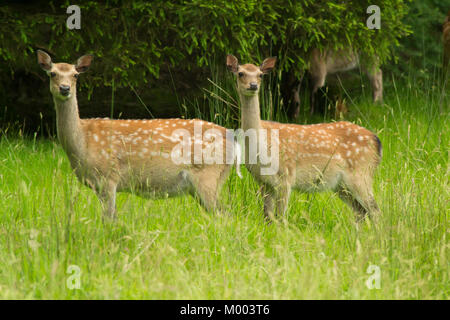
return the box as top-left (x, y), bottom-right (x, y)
top-left (117, 166), bottom-right (192, 198)
top-left (327, 54), bottom-right (359, 74)
top-left (294, 166), bottom-right (342, 192)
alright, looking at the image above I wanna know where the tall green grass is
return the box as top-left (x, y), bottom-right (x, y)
top-left (0, 70), bottom-right (448, 299)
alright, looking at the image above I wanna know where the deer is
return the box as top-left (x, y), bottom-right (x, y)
top-left (288, 49), bottom-right (383, 117)
top-left (37, 50), bottom-right (238, 220)
top-left (227, 54), bottom-right (382, 223)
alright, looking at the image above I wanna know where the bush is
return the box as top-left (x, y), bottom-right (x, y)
top-left (387, 0), bottom-right (448, 82)
top-left (0, 0), bottom-right (411, 132)
top-left (0, 0), bottom-right (411, 83)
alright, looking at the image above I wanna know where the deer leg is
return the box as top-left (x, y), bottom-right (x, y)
top-left (262, 184), bottom-right (276, 222)
top-left (338, 187), bottom-right (367, 222)
top-left (292, 82), bottom-right (301, 119)
top-left (262, 182), bottom-right (291, 223)
top-left (291, 71), bottom-right (304, 119)
top-left (338, 178), bottom-right (380, 223)
top-left (188, 176), bottom-right (218, 212)
top-left (281, 71), bottom-right (303, 120)
top-left (97, 180), bottom-right (118, 220)
top-left (309, 52), bottom-right (327, 115)
top-left (309, 72), bottom-right (326, 115)
top-left (186, 165), bottom-right (231, 213)
top-left (274, 183), bottom-right (291, 218)
top-left (367, 66), bottom-right (383, 103)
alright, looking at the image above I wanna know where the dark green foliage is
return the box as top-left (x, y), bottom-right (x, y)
top-left (0, 0), bottom-right (412, 133)
top-left (388, 0), bottom-right (449, 82)
top-left (0, 0), bottom-right (410, 84)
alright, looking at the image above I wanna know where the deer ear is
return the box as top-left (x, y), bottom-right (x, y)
top-left (260, 57), bottom-right (277, 74)
top-left (75, 54), bottom-right (94, 73)
top-left (37, 50), bottom-right (53, 71)
top-left (226, 54), bottom-right (239, 73)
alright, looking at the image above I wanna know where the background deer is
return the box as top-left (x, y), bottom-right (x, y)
top-left (227, 54), bottom-right (382, 222)
top-left (37, 50), bottom-right (235, 220)
top-left (290, 48), bottom-right (383, 116)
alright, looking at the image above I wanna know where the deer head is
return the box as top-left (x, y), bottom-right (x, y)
top-left (37, 50), bottom-right (93, 100)
top-left (226, 54), bottom-right (276, 97)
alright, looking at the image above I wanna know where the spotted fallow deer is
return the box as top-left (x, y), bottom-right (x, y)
top-left (227, 54), bottom-right (382, 222)
top-left (305, 48), bottom-right (383, 115)
top-left (37, 50), bottom-right (236, 220)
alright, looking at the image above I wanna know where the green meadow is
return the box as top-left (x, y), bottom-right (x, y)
top-left (0, 75), bottom-right (448, 299)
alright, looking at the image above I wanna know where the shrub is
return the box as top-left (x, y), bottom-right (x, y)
top-left (0, 0), bottom-right (411, 131)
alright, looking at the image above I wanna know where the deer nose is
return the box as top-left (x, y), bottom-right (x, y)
top-left (59, 85), bottom-right (70, 96)
top-left (249, 83), bottom-right (258, 91)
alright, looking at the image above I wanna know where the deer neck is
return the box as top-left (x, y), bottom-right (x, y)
top-left (239, 93), bottom-right (262, 131)
top-left (53, 93), bottom-right (86, 161)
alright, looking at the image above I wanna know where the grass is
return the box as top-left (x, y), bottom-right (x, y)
top-left (0, 74), bottom-right (448, 299)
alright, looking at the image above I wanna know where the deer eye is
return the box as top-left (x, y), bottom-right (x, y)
top-left (50, 72), bottom-right (56, 78)
top-left (238, 72), bottom-right (244, 78)
top-left (74, 74), bottom-right (79, 79)
top-left (259, 73), bottom-right (263, 78)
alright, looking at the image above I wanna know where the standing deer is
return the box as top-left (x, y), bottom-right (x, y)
top-left (37, 50), bottom-right (236, 220)
top-left (227, 54), bottom-right (382, 222)
top-left (289, 49), bottom-right (383, 117)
